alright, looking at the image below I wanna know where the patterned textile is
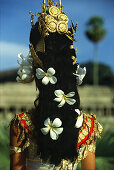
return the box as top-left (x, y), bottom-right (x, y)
top-left (10, 112), bottom-right (103, 169)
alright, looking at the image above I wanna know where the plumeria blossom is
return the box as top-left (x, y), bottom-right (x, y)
top-left (54, 90), bottom-right (76, 107)
top-left (41, 117), bottom-right (63, 140)
top-left (36, 67), bottom-right (57, 85)
top-left (75, 109), bottom-right (83, 128)
top-left (73, 65), bottom-right (86, 85)
top-left (16, 53), bottom-right (34, 83)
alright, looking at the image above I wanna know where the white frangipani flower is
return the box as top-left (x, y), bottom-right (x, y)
top-left (54, 90), bottom-right (76, 107)
top-left (41, 117), bottom-right (63, 140)
top-left (17, 53), bottom-right (32, 65)
top-left (36, 67), bottom-right (57, 85)
top-left (16, 53), bottom-right (34, 83)
top-left (73, 65), bottom-right (86, 85)
top-left (75, 109), bottom-right (83, 128)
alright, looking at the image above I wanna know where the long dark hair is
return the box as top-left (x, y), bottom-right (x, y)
top-left (30, 22), bottom-right (81, 165)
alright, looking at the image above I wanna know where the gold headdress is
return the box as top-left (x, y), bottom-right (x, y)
top-left (16, 1), bottom-right (86, 85)
top-left (29, 0), bottom-right (78, 67)
top-left (29, 0), bottom-right (77, 46)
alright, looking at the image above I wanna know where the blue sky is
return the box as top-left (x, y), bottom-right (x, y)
top-left (0, 0), bottom-right (114, 72)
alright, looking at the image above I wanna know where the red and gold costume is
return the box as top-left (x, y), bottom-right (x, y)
top-left (10, 112), bottom-right (103, 169)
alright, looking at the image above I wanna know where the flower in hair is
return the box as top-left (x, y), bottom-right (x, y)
top-left (75, 109), bottom-right (83, 128)
top-left (73, 65), bottom-right (86, 85)
top-left (16, 53), bottom-right (34, 83)
top-left (36, 67), bottom-right (57, 85)
top-left (41, 118), bottom-right (63, 140)
top-left (54, 90), bottom-right (76, 107)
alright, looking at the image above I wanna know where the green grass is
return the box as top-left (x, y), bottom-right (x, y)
top-left (96, 132), bottom-right (114, 157)
top-left (77, 157), bottom-right (114, 170)
top-left (96, 157), bottom-right (114, 170)
top-left (0, 114), bottom-right (114, 170)
top-left (0, 114), bottom-right (11, 170)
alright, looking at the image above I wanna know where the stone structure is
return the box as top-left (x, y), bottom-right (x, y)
top-left (0, 82), bottom-right (114, 115)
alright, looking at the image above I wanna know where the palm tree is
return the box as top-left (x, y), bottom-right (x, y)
top-left (85, 16), bottom-right (106, 86)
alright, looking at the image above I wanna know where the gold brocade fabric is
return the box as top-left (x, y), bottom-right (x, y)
top-left (10, 112), bottom-right (103, 169)
top-left (10, 146), bottom-right (23, 154)
top-left (10, 112), bottom-right (34, 152)
top-left (75, 113), bottom-right (103, 166)
top-left (77, 113), bottom-right (103, 147)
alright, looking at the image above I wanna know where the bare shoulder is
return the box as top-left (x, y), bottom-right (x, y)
top-left (81, 151), bottom-right (96, 170)
top-left (10, 112), bottom-right (34, 170)
top-left (10, 119), bottom-right (23, 147)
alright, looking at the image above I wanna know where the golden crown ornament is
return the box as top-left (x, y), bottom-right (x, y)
top-left (16, 0), bottom-right (86, 87)
top-left (29, 0), bottom-right (77, 42)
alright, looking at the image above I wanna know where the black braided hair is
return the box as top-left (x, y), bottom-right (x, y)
top-left (30, 22), bottom-right (81, 165)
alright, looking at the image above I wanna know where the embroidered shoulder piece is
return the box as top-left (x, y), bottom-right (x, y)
top-left (10, 112), bottom-right (34, 152)
top-left (15, 112), bottom-right (34, 135)
top-left (77, 113), bottom-right (103, 149)
top-left (75, 113), bottom-right (103, 165)
top-left (10, 146), bottom-right (23, 154)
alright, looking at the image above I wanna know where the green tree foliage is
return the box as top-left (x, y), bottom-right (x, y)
top-left (0, 68), bottom-right (18, 83)
top-left (81, 61), bottom-right (113, 86)
top-left (86, 16), bottom-right (106, 43)
top-left (85, 16), bottom-right (107, 86)
top-left (0, 115), bottom-right (10, 170)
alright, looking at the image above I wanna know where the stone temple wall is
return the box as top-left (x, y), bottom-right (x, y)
top-left (0, 82), bottom-right (114, 116)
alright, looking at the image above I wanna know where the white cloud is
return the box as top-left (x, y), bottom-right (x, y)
top-left (0, 41), bottom-right (28, 58)
top-left (0, 41), bottom-right (29, 71)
